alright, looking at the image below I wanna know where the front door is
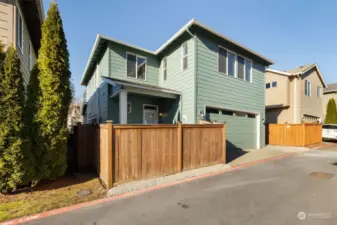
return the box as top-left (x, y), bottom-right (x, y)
top-left (143, 105), bottom-right (158, 124)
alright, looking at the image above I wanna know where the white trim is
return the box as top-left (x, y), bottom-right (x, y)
top-left (143, 104), bottom-right (159, 124)
top-left (305, 80), bottom-right (311, 96)
top-left (256, 114), bottom-right (261, 149)
top-left (265, 68), bottom-right (293, 76)
top-left (16, 7), bottom-right (24, 53)
top-left (102, 77), bottom-right (181, 95)
top-left (126, 52), bottom-right (147, 81)
top-left (119, 90), bottom-right (128, 124)
top-left (204, 104), bottom-right (260, 149)
top-left (181, 42), bottom-right (188, 71)
top-left (294, 78), bottom-right (297, 123)
top-left (162, 57), bottom-right (167, 82)
top-left (317, 86), bottom-right (321, 98)
top-left (124, 86), bottom-right (177, 99)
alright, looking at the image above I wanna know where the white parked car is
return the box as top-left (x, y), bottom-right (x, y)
top-left (322, 124), bottom-right (337, 141)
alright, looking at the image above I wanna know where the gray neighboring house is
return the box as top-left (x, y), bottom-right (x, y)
top-left (80, 19), bottom-right (273, 151)
top-left (323, 83), bottom-right (337, 118)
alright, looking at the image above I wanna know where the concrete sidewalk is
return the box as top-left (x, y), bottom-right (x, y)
top-left (229, 145), bottom-right (309, 167)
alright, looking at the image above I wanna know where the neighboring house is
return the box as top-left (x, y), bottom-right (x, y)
top-left (0, 0), bottom-right (44, 85)
top-left (80, 19), bottom-right (273, 150)
top-left (265, 63), bottom-right (326, 124)
top-left (323, 83), bottom-right (337, 117)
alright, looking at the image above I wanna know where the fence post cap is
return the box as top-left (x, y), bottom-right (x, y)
top-left (106, 120), bottom-right (114, 124)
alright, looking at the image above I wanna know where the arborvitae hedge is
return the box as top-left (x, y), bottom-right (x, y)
top-left (36, 2), bottom-right (72, 180)
top-left (324, 98), bottom-right (337, 124)
top-left (0, 46), bottom-right (26, 193)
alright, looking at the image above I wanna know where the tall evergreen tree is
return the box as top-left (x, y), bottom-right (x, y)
top-left (0, 46), bottom-right (26, 193)
top-left (324, 98), bottom-right (337, 124)
top-left (23, 64), bottom-right (40, 182)
top-left (36, 2), bottom-right (71, 179)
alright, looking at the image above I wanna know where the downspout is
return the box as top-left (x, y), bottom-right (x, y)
top-left (186, 27), bottom-right (197, 124)
top-left (293, 76), bottom-right (297, 123)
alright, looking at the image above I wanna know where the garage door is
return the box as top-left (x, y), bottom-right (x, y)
top-left (206, 108), bottom-right (257, 152)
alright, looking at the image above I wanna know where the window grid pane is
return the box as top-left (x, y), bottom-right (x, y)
top-left (228, 52), bottom-right (235, 76)
top-left (245, 60), bottom-right (252, 82)
top-left (218, 48), bottom-right (227, 73)
top-left (272, 81), bottom-right (277, 87)
top-left (237, 55), bottom-right (244, 80)
top-left (266, 83), bottom-right (271, 89)
top-left (127, 54), bottom-right (136, 78)
top-left (137, 56), bottom-right (146, 80)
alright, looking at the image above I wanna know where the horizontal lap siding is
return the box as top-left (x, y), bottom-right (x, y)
top-left (109, 43), bottom-right (159, 86)
top-left (196, 35), bottom-right (266, 148)
top-left (158, 37), bottom-right (195, 123)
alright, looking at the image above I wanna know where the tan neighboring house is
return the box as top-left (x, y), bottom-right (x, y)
top-left (323, 83), bottom-right (337, 117)
top-left (265, 63), bottom-right (327, 124)
top-left (0, 0), bottom-right (44, 85)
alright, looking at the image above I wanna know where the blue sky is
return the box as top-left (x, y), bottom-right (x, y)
top-left (43, 0), bottom-right (337, 98)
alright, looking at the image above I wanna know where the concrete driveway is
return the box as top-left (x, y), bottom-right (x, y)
top-left (25, 147), bottom-right (337, 225)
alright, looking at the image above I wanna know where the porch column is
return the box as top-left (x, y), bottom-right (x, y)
top-left (119, 90), bottom-right (127, 124)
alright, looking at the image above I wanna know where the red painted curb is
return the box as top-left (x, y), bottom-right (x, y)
top-left (1, 151), bottom-right (296, 225)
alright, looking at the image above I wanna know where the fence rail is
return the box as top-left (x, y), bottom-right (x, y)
top-left (76, 122), bottom-right (226, 188)
top-left (267, 123), bottom-right (322, 147)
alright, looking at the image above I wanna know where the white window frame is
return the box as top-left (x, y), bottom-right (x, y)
top-left (266, 83), bottom-right (271, 89)
top-left (162, 57), bottom-right (167, 81)
top-left (317, 86), bottom-right (321, 98)
top-left (16, 8), bottom-right (24, 53)
top-left (127, 102), bottom-right (132, 113)
top-left (218, 46), bottom-right (252, 83)
top-left (305, 80), bottom-right (311, 96)
top-left (271, 81), bottom-right (277, 87)
top-left (126, 52), bottom-right (147, 80)
top-left (181, 42), bottom-right (188, 71)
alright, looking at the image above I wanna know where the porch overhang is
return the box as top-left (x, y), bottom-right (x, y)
top-left (102, 77), bottom-right (181, 99)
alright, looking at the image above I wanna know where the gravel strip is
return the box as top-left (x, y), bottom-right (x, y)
top-left (107, 163), bottom-right (231, 197)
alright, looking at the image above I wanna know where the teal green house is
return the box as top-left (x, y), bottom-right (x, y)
top-left (81, 19), bottom-right (273, 151)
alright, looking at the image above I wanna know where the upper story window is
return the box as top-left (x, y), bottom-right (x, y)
top-left (272, 81), bottom-right (277, 87)
top-left (16, 8), bottom-right (24, 53)
top-left (305, 80), bottom-right (311, 96)
top-left (127, 53), bottom-right (146, 80)
top-left (182, 42), bottom-right (188, 71)
top-left (266, 83), bottom-right (271, 89)
top-left (162, 57), bottom-right (167, 81)
top-left (218, 46), bottom-right (252, 82)
top-left (317, 86), bottom-right (321, 97)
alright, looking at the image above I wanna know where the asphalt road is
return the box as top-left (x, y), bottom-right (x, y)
top-left (26, 148), bottom-right (337, 225)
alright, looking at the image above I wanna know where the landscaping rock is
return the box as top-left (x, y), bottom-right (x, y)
top-left (77, 189), bottom-right (92, 197)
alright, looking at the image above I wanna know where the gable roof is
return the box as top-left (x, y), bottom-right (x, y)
top-left (266, 63), bottom-right (327, 88)
top-left (286, 63), bottom-right (315, 74)
top-left (81, 19), bottom-right (274, 85)
top-left (324, 83), bottom-right (337, 93)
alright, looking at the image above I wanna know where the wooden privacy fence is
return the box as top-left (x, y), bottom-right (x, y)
top-left (267, 124), bottom-right (322, 147)
top-left (76, 122), bottom-right (226, 188)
